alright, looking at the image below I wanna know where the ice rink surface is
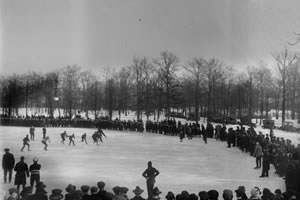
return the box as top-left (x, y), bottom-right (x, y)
top-left (0, 126), bottom-right (296, 198)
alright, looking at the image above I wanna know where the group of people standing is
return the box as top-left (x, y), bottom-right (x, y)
top-left (2, 148), bottom-right (41, 192)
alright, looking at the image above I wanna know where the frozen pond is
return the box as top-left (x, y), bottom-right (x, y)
top-left (0, 126), bottom-right (287, 198)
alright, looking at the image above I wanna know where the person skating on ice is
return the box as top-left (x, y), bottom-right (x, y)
top-left (81, 133), bottom-right (88, 144)
top-left (41, 136), bottom-right (50, 150)
top-left (29, 126), bottom-right (35, 141)
top-left (68, 134), bottom-right (75, 146)
top-left (60, 131), bottom-right (67, 144)
top-left (21, 135), bottom-right (30, 152)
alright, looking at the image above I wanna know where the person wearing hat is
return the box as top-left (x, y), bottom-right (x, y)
top-left (20, 186), bottom-right (33, 200)
top-left (131, 186), bottom-right (146, 200)
top-left (29, 157), bottom-right (41, 187)
top-left (165, 192), bottom-right (175, 200)
top-left (90, 186), bottom-right (100, 200)
top-left (142, 161), bottom-right (160, 200)
top-left (97, 181), bottom-right (107, 200)
top-left (235, 186), bottom-right (248, 200)
top-left (31, 181), bottom-right (47, 200)
top-left (81, 185), bottom-right (91, 200)
top-left (2, 148), bottom-right (15, 184)
top-left (152, 187), bottom-right (161, 200)
top-left (253, 142), bottom-right (263, 169)
top-left (7, 187), bottom-right (18, 200)
top-left (14, 156), bottom-right (29, 191)
top-left (65, 184), bottom-right (76, 200)
top-left (198, 191), bottom-right (209, 200)
top-left (222, 190), bottom-right (233, 200)
top-left (49, 189), bottom-right (63, 200)
top-left (208, 190), bottom-right (219, 200)
top-left (20, 135), bottom-right (30, 152)
top-left (249, 188), bottom-right (261, 200)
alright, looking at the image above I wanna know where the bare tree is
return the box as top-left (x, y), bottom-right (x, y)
top-left (273, 48), bottom-right (297, 125)
top-left (184, 57), bottom-right (206, 123)
top-left (154, 50), bottom-right (179, 120)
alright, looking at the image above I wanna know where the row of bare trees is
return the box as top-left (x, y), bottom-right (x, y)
top-left (1, 49), bottom-right (300, 125)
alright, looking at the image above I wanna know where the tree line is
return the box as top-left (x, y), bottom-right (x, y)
top-left (1, 49), bottom-right (300, 125)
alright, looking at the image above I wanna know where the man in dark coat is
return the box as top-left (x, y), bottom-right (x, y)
top-left (29, 157), bottom-right (41, 187)
top-left (29, 126), bottom-right (35, 141)
top-left (2, 148), bottom-right (15, 183)
top-left (14, 156), bottom-right (29, 191)
top-left (260, 151), bottom-right (270, 177)
top-left (142, 161), bottom-right (160, 200)
top-left (42, 127), bottom-right (46, 139)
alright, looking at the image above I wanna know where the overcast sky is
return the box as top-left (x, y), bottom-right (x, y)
top-left (1, 0), bottom-right (300, 75)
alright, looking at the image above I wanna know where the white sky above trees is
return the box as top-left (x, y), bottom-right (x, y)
top-left (1, 0), bottom-right (300, 75)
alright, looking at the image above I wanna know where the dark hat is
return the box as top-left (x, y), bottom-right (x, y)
top-left (274, 189), bottom-right (282, 195)
top-left (49, 189), bottom-right (63, 200)
top-left (133, 186), bottom-right (144, 195)
top-left (81, 185), bottom-right (90, 193)
top-left (235, 186), bottom-right (246, 195)
top-left (36, 182), bottom-right (46, 189)
top-left (198, 191), bottom-right (209, 200)
top-left (20, 186), bottom-right (33, 196)
top-left (120, 187), bottom-right (129, 194)
top-left (113, 186), bottom-right (121, 194)
top-left (4, 148), bottom-right (9, 152)
top-left (208, 190), bottom-right (219, 200)
top-left (166, 191), bottom-right (175, 200)
top-left (153, 187), bottom-right (162, 196)
top-left (97, 181), bottom-right (105, 189)
top-left (66, 184), bottom-right (76, 193)
top-left (8, 187), bottom-right (18, 194)
top-left (188, 193), bottom-right (198, 200)
top-left (223, 190), bottom-right (233, 199)
top-left (90, 187), bottom-right (98, 194)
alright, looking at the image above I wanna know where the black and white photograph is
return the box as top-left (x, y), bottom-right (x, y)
top-left (1, 0), bottom-right (300, 200)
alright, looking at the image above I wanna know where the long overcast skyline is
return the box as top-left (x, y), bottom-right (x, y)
top-left (1, 0), bottom-right (300, 75)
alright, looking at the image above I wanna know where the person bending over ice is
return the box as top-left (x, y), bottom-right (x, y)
top-left (41, 136), bottom-right (50, 150)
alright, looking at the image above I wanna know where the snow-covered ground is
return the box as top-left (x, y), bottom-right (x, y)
top-left (0, 126), bottom-right (287, 199)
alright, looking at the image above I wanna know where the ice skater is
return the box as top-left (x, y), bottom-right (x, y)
top-left (21, 135), bottom-right (30, 152)
top-left (97, 128), bottom-right (107, 143)
top-left (92, 132), bottom-right (99, 145)
top-left (41, 136), bottom-right (50, 150)
top-left (29, 126), bottom-right (35, 141)
top-left (68, 134), bottom-right (75, 146)
top-left (60, 131), bottom-right (67, 144)
top-left (142, 161), bottom-right (160, 200)
top-left (42, 127), bottom-right (46, 139)
top-left (81, 133), bottom-right (88, 144)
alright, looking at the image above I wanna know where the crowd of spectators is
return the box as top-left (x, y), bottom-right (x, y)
top-left (3, 180), bottom-right (298, 200)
